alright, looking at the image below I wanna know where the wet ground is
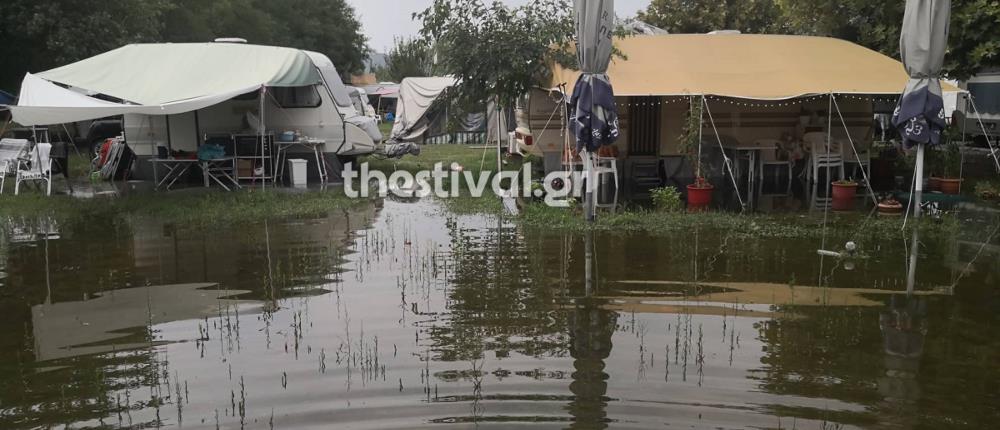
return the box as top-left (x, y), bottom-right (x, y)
top-left (1, 197), bottom-right (998, 429)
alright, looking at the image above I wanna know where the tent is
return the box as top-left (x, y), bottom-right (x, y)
top-left (550, 34), bottom-right (960, 99)
top-left (389, 77), bottom-right (487, 143)
top-left (5, 43), bottom-right (378, 176)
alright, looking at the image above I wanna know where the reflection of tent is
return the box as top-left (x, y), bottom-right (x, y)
top-left (31, 283), bottom-right (249, 361)
top-left (389, 77), bottom-right (487, 143)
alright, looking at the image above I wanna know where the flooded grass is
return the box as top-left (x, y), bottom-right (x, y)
top-left (0, 188), bottom-right (370, 228)
top-left (512, 201), bottom-right (959, 241)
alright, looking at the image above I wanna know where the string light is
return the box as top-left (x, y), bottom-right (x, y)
top-left (618, 94), bottom-right (901, 108)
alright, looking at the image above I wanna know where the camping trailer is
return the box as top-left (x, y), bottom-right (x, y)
top-left (8, 42), bottom-right (379, 182)
top-left (954, 70), bottom-right (1000, 147)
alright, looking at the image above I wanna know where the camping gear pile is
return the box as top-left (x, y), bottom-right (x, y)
top-left (94, 137), bottom-right (135, 181)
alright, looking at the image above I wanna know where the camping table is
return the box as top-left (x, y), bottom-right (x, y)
top-left (273, 139), bottom-right (327, 185)
top-left (151, 158), bottom-right (198, 191)
top-left (200, 157), bottom-right (240, 191)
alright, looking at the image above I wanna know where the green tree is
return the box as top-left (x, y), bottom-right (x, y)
top-left (384, 37), bottom-right (434, 82)
top-left (257, 0), bottom-right (369, 75)
top-left (945, 0), bottom-right (1000, 79)
top-left (776, 0), bottom-right (904, 58)
top-left (639, 0), bottom-right (997, 80)
top-left (637, 0), bottom-right (782, 34)
top-left (0, 0), bottom-right (169, 91)
top-left (416, 0), bottom-right (576, 108)
top-left (0, 0), bottom-right (369, 92)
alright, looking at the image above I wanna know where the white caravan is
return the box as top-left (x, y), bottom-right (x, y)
top-left (8, 41), bottom-right (380, 180)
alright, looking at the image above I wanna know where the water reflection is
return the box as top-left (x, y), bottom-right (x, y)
top-left (0, 198), bottom-right (998, 428)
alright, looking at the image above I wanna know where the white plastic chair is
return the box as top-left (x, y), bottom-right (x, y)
top-left (840, 138), bottom-right (871, 180)
top-left (0, 138), bottom-right (31, 194)
top-left (804, 132), bottom-right (844, 183)
top-left (754, 139), bottom-right (793, 192)
top-left (594, 155), bottom-right (619, 209)
top-left (16, 143), bottom-right (53, 195)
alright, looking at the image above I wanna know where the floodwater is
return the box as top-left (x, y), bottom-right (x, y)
top-left (1, 197), bottom-right (998, 429)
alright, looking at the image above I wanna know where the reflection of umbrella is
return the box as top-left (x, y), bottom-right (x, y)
top-left (570, 0), bottom-right (619, 221)
top-left (893, 0), bottom-right (950, 217)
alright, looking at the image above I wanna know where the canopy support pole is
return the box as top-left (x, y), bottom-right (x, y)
top-left (831, 95), bottom-right (878, 205)
top-left (696, 96), bottom-right (703, 179)
top-left (914, 144), bottom-right (925, 218)
top-left (260, 86), bottom-right (267, 189)
top-left (701, 97), bottom-right (744, 209)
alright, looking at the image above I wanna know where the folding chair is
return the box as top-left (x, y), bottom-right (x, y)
top-left (0, 138), bottom-right (31, 194)
top-left (15, 142), bottom-right (53, 195)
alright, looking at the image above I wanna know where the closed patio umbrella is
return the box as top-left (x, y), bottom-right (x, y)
top-left (570, 0), bottom-right (618, 221)
top-left (892, 0), bottom-right (950, 217)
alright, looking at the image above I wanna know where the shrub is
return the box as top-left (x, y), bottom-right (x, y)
top-left (650, 186), bottom-right (684, 212)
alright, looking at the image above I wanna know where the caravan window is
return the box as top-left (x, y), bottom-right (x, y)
top-left (272, 86), bottom-right (322, 108)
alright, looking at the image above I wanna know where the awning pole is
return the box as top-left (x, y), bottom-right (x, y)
top-left (914, 144), bottom-right (925, 218)
top-left (696, 95), bottom-right (703, 179)
top-left (701, 97), bottom-right (744, 209)
top-left (831, 95), bottom-right (878, 205)
top-left (260, 86), bottom-right (267, 189)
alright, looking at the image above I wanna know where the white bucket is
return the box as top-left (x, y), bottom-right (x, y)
top-left (289, 159), bottom-right (308, 186)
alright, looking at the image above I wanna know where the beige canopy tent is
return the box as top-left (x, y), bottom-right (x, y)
top-left (551, 34), bottom-right (959, 99)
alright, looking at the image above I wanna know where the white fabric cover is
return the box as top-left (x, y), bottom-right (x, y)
top-left (11, 73), bottom-right (258, 126)
top-left (390, 77), bottom-right (457, 141)
top-left (10, 43), bottom-right (323, 126)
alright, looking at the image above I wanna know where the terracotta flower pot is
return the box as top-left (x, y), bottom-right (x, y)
top-left (686, 183), bottom-right (715, 207)
top-left (927, 177), bottom-right (942, 192)
top-left (878, 200), bottom-right (903, 215)
top-left (831, 182), bottom-right (858, 211)
top-left (939, 178), bottom-right (963, 195)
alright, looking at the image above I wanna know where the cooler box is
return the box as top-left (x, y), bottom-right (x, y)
top-left (289, 159), bottom-right (308, 185)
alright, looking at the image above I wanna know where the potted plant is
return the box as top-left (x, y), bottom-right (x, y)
top-left (680, 98), bottom-right (713, 207)
top-left (938, 142), bottom-right (963, 194)
top-left (877, 196), bottom-right (904, 215)
top-left (831, 178), bottom-right (858, 211)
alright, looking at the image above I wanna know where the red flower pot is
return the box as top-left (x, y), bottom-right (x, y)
top-left (686, 183), bottom-right (715, 207)
top-left (831, 182), bottom-right (857, 211)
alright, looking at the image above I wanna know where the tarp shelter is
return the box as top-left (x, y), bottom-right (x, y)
top-left (389, 77), bottom-right (487, 143)
top-left (550, 34), bottom-right (960, 99)
top-left (10, 43), bottom-right (322, 125)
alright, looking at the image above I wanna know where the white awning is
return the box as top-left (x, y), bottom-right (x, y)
top-left (9, 73), bottom-right (259, 126)
top-left (8, 43), bottom-right (322, 126)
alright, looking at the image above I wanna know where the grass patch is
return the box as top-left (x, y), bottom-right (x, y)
top-left (0, 188), bottom-right (369, 229)
top-left (513, 201), bottom-right (961, 242)
top-left (378, 121), bottom-right (393, 139)
top-left (360, 143), bottom-right (506, 176)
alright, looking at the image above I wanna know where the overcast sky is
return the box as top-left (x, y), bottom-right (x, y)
top-left (346, 0), bottom-right (653, 53)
